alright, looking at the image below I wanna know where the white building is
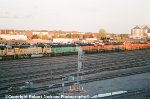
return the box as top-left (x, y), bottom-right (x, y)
top-left (131, 25), bottom-right (150, 39)
top-left (52, 38), bottom-right (79, 43)
top-left (32, 31), bottom-right (49, 35)
top-left (146, 28), bottom-right (150, 37)
top-left (0, 34), bottom-right (27, 40)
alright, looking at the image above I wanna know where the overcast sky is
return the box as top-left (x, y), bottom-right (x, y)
top-left (0, 0), bottom-right (150, 33)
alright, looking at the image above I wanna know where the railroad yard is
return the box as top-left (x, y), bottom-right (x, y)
top-left (0, 49), bottom-right (150, 99)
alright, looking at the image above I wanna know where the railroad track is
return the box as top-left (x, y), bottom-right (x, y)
top-left (1, 62), bottom-right (149, 89)
top-left (1, 54), bottom-right (149, 80)
top-left (0, 49), bottom-right (149, 69)
top-left (0, 54), bottom-right (149, 90)
top-left (0, 65), bottom-right (150, 98)
top-left (1, 50), bottom-right (149, 77)
top-left (0, 50), bottom-right (149, 97)
top-left (1, 50), bottom-right (149, 78)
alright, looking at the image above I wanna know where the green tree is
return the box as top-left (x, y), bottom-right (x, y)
top-left (99, 28), bottom-right (107, 38)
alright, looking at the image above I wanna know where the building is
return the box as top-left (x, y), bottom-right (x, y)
top-left (52, 38), bottom-right (79, 43)
top-left (31, 30), bottom-right (50, 40)
top-left (32, 31), bottom-right (49, 35)
top-left (0, 34), bottom-right (27, 41)
top-left (147, 29), bottom-right (150, 37)
top-left (131, 25), bottom-right (150, 39)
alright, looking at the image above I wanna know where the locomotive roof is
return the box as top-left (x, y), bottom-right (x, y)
top-left (50, 44), bottom-right (76, 47)
top-left (0, 45), bottom-right (6, 49)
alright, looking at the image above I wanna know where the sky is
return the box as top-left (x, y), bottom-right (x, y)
top-left (0, 0), bottom-right (150, 33)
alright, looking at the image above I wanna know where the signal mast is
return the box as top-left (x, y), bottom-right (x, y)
top-left (64, 48), bottom-right (86, 93)
top-left (77, 48), bottom-right (83, 84)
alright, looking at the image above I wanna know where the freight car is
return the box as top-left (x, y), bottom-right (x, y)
top-left (50, 44), bottom-right (78, 56)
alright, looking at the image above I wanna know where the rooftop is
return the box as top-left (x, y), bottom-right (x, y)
top-left (133, 25), bottom-right (141, 29)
